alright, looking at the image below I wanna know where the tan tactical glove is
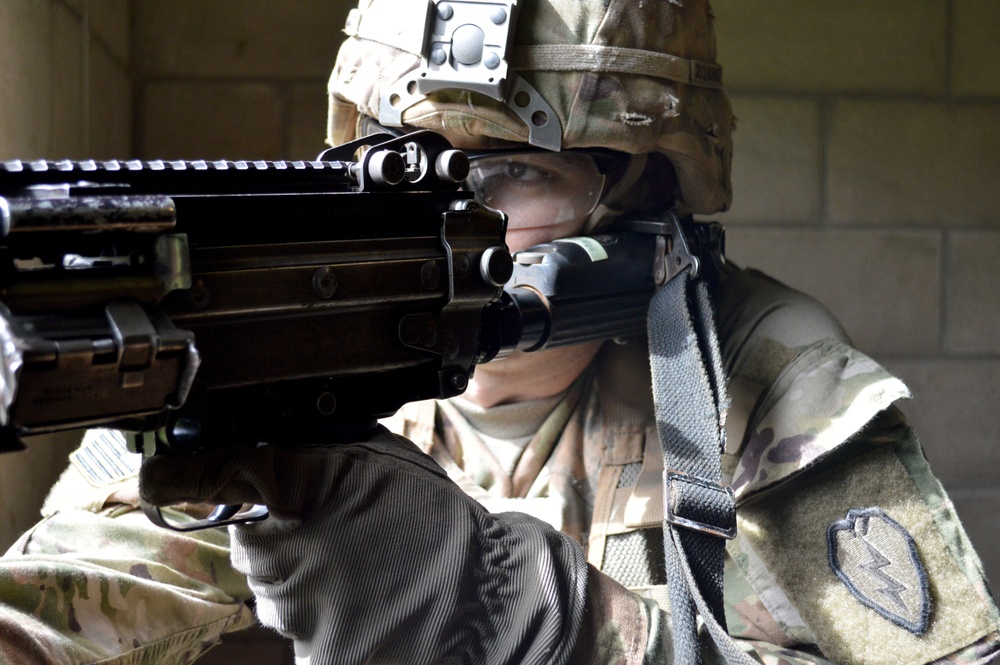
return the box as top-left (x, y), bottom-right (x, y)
top-left (140, 426), bottom-right (587, 665)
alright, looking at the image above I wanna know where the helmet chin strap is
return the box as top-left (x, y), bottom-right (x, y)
top-left (583, 153), bottom-right (649, 234)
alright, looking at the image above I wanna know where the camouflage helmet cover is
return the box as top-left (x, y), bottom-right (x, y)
top-left (328, 0), bottom-right (734, 215)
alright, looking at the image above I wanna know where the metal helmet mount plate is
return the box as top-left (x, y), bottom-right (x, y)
top-left (376, 0), bottom-right (563, 151)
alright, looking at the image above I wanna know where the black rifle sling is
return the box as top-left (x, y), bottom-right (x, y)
top-left (647, 267), bottom-right (757, 665)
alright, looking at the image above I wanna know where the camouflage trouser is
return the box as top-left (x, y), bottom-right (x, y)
top-left (0, 441), bottom-right (255, 665)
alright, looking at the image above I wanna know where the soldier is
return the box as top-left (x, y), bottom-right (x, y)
top-left (1, 0), bottom-right (998, 663)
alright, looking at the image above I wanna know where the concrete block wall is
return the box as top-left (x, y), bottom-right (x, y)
top-left (0, 0), bottom-right (132, 160)
top-left (0, 0), bottom-right (131, 552)
top-left (133, 0), bottom-right (350, 161)
top-left (713, 0), bottom-right (1000, 595)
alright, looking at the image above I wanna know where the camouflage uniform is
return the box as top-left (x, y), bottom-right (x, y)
top-left (0, 431), bottom-right (256, 664)
top-left (0, 265), bottom-right (996, 663)
top-left (385, 265), bottom-right (1000, 664)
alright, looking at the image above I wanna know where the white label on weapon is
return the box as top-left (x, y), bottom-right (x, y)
top-left (70, 429), bottom-right (141, 487)
top-left (555, 237), bottom-right (608, 262)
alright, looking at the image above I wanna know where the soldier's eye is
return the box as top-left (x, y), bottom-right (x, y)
top-left (505, 161), bottom-right (551, 183)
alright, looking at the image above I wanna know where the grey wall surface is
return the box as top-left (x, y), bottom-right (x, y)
top-left (0, 0), bottom-right (131, 554)
top-left (133, 0), bottom-right (349, 161)
top-left (713, 0), bottom-right (1000, 595)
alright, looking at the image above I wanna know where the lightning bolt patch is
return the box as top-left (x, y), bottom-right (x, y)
top-left (861, 538), bottom-right (908, 611)
top-left (828, 508), bottom-right (931, 634)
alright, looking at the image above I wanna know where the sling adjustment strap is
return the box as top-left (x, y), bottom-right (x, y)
top-left (646, 215), bottom-right (756, 665)
top-left (664, 470), bottom-right (737, 540)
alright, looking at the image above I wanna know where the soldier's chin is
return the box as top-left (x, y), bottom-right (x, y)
top-left (479, 349), bottom-right (524, 366)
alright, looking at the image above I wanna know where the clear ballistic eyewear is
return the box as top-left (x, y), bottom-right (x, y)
top-left (463, 150), bottom-right (626, 225)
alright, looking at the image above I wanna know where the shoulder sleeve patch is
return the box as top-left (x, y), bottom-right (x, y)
top-left (827, 507), bottom-right (931, 635)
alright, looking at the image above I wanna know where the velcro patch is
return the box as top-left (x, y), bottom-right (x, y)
top-left (827, 507), bottom-right (931, 634)
top-left (70, 429), bottom-right (141, 487)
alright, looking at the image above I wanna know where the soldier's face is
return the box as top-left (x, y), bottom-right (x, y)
top-left (465, 152), bottom-right (607, 253)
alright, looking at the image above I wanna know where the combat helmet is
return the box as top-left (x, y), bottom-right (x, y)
top-left (328, 0), bottom-right (734, 220)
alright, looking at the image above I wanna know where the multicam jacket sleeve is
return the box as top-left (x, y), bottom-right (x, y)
top-left (572, 267), bottom-right (1000, 664)
top-left (0, 430), bottom-right (256, 665)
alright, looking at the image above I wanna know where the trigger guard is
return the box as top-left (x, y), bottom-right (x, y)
top-left (141, 499), bottom-right (269, 532)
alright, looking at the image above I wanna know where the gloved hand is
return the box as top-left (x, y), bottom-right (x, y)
top-left (140, 426), bottom-right (588, 665)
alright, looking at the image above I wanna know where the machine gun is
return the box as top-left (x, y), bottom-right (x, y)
top-left (0, 131), bottom-right (721, 528)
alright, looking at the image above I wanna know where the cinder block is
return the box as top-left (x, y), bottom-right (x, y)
top-left (135, 0), bottom-right (349, 79)
top-left (88, 42), bottom-right (132, 159)
top-left (828, 101), bottom-right (1000, 225)
top-left (289, 84), bottom-right (331, 160)
top-left (712, 0), bottom-right (947, 93)
top-left (883, 359), bottom-right (1000, 487)
top-left (88, 0), bottom-right (130, 66)
top-left (0, 0), bottom-right (53, 159)
top-left (726, 96), bottom-right (821, 223)
top-left (140, 82), bottom-right (284, 159)
top-left (724, 228), bottom-right (941, 356)
top-left (51, 1), bottom-right (85, 158)
top-left (0, 430), bottom-right (82, 552)
top-left (953, 0), bottom-right (1000, 96)
top-left (949, 490), bottom-right (1000, 601)
top-left (945, 231), bottom-right (1000, 355)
